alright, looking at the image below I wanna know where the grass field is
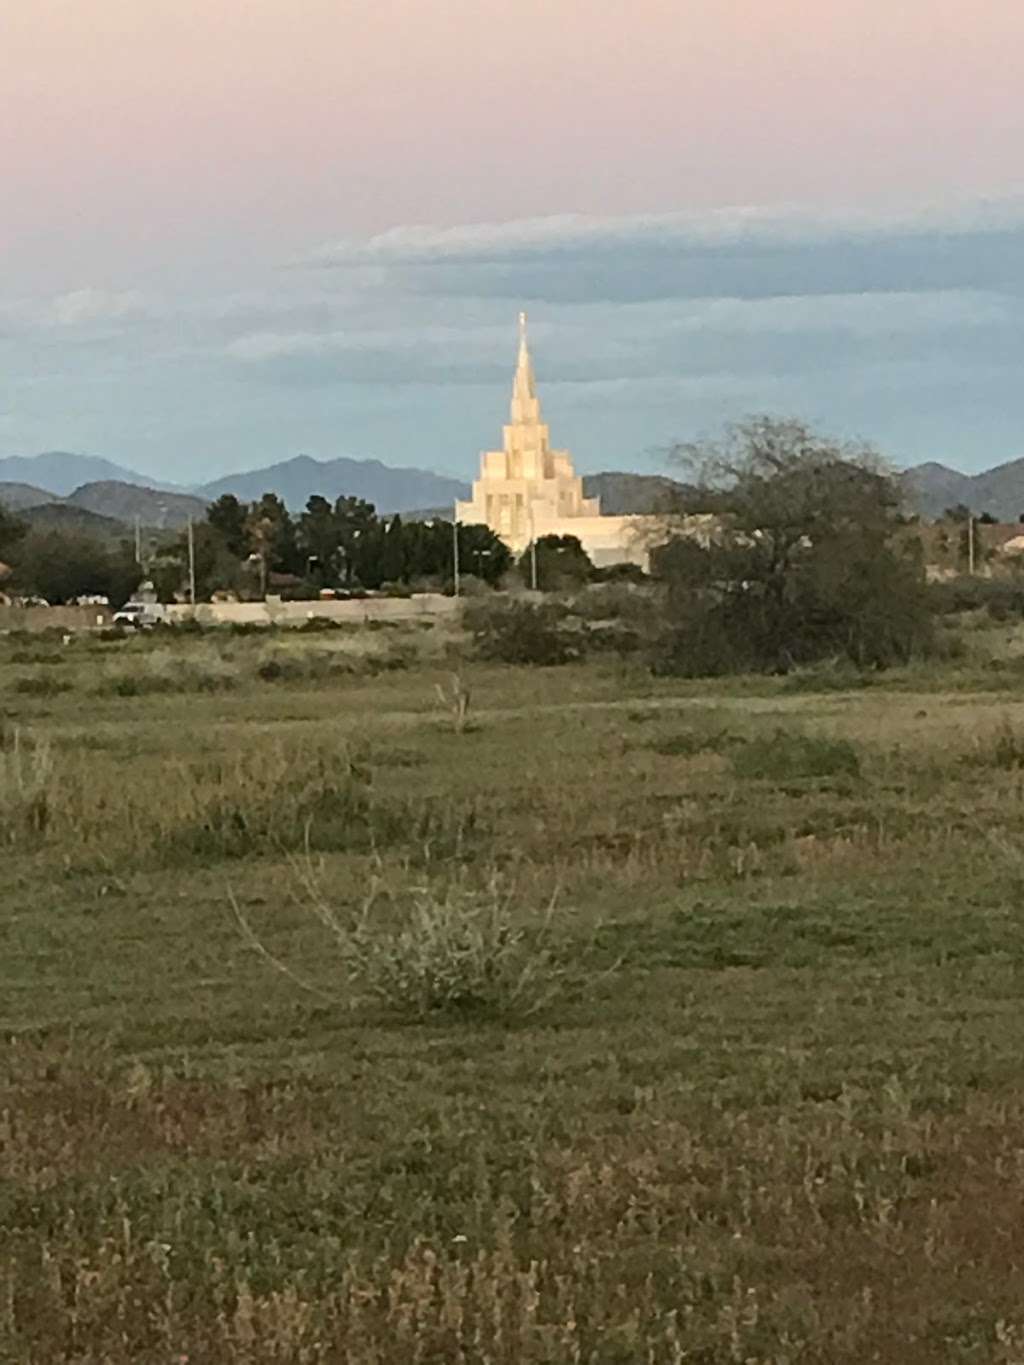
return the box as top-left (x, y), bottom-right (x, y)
top-left (5, 619), bottom-right (1024, 1362)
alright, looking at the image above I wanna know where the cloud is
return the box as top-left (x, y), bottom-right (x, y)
top-left (222, 289), bottom-right (1016, 392)
top-left (309, 195), bottom-right (1024, 267)
top-left (49, 288), bottom-right (150, 327)
top-left (303, 197), bottom-right (1024, 309)
top-left (4, 194), bottom-right (1024, 478)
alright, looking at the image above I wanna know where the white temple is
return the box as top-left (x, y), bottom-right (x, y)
top-left (456, 314), bottom-right (657, 568)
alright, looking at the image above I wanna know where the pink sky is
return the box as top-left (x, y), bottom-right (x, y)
top-left (3, 0), bottom-right (1023, 282)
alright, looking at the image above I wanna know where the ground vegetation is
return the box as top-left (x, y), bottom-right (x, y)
top-left (4, 612), bottom-right (1024, 1359)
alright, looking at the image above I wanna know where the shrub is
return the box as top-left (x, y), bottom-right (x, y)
top-left (12, 674), bottom-right (73, 697)
top-left (731, 729), bottom-right (861, 781)
top-left (238, 876), bottom-right (563, 1019)
top-left (927, 576), bottom-right (1024, 620)
top-left (464, 598), bottom-right (581, 666)
top-left (965, 719), bottom-right (1024, 771)
top-left (95, 648), bottom-right (238, 696)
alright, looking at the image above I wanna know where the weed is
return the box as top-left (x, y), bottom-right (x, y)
top-left (434, 672), bottom-right (472, 733)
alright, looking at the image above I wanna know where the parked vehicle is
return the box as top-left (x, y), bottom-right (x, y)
top-left (112, 601), bottom-right (167, 629)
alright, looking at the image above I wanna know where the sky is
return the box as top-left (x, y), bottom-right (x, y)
top-left (2, 0), bottom-right (1024, 485)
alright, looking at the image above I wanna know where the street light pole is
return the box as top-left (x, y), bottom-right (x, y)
top-left (187, 515), bottom-right (197, 608)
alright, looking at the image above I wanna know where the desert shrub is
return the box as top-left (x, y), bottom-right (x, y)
top-left (731, 729), bottom-right (861, 781)
top-left (295, 616), bottom-right (346, 633)
top-left (464, 598), bottom-right (581, 666)
top-left (12, 673), bottom-right (73, 697)
top-left (239, 876), bottom-right (563, 1019)
top-left (95, 648), bottom-right (238, 696)
top-left (255, 655), bottom-right (296, 683)
top-left (169, 615), bottom-right (205, 635)
top-left (253, 640), bottom-right (413, 685)
top-left (8, 648), bottom-right (68, 666)
top-left (964, 719), bottom-right (1024, 771)
top-left (0, 730), bottom-right (56, 842)
top-left (375, 638), bottom-right (417, 671)
top-left (927, 576), bottom-right (1024, 620)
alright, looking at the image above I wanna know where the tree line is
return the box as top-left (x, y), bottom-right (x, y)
top-left (154, 493), bottom-right (515, 601)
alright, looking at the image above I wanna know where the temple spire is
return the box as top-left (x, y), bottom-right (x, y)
top-left (510, 311), bottom-right (539, 424)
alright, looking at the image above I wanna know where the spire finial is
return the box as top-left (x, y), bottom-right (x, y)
top-left (511, 310), bottom-right (538, 421)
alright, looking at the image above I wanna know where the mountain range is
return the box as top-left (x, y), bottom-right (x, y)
top-left (899, 459), bottom-right (1024, 521)
top-left (5, 449), bottom-right (1024, 529)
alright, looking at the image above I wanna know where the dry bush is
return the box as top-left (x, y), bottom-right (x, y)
top-left (94, 646), bottom-right (238, 696)
top-left (236, 872), bottom-right (564, 1019)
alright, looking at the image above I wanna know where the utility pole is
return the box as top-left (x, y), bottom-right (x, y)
top-left (134, 516), bottom-right (143, 568)
top-left (187, 515), bottom-right (197, 607)
top-left (968, 513), bottom-right (976, 576)
top-left (530, 539), bottom-right (538, 592)
top-left (452, 513), bottom-right (461, 598)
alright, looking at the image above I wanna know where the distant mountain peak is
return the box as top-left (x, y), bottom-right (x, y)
top-left (903, 456), bottom-right (1024, 520)
top-left (199, 454), bottom-right (469, 514)
top-left (0, 451), bottom-right (179, 498)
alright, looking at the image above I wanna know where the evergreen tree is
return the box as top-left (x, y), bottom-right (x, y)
top-left (246, 493), bottom-right (300, 575)
top-left (519, 534), bottom-right (592, 590)
top-left (206, 494), bottom-right (249, 558)
top-left (298, 495), bottom-right (341, 581)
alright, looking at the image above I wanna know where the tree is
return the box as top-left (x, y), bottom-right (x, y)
top-left (519, 534), bottom-right (592, 591)
top-left (8, 530), bottom-right (140, 606)
top-left (456, 523), bottom-right (511, 587)
top-left (653, 416), bottom-right (932, 674)
top-left (297, 495), bottom-right (341, 582)
top-left (206, 494), bottom-right (249, 558)
top-left (0, 502), bottom-right (26, 562)
top-left (156, 522), bottom-right (245, 602)
top-left (246, 494), bottom-right (300, 577)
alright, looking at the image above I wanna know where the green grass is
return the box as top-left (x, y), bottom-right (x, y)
top-left (6, 623), bottom-right (1024, 1359)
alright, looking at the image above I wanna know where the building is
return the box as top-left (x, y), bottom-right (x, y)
top-left (456, 315), bottom-right (665, 569)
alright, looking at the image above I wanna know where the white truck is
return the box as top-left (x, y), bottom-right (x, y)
top-left (112, 600), bottom-right (168, 630)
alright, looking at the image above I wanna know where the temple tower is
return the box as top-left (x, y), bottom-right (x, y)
top-left (455, 313), bottom-right (600, 550)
